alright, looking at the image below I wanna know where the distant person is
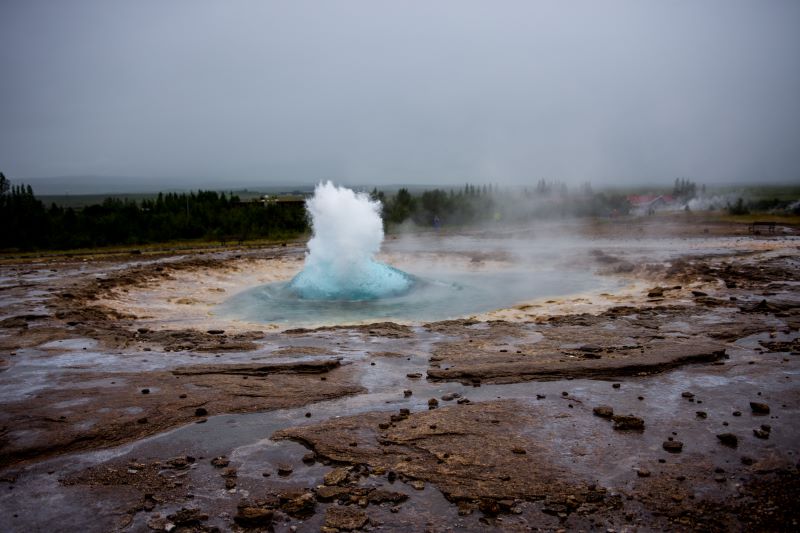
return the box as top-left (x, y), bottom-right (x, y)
top-left (433, 215), bottom-right (441, 231)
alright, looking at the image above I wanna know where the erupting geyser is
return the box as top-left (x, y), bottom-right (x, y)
top-left (288, 181), bottom-right (414, 300)
top-left (220, 186), bottom-right (614, 325)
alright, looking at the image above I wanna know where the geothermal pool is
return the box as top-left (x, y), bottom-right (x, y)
top-left (217, 182), bottom-right (615, 326)
top-left (218, 266), bottom-right (609, 325)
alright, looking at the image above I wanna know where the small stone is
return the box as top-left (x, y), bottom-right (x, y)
top-left (137, 417), bottom-right (148, 424)
top-left (211, 456), bottom-right (230, 468)
top-left (636, 468), bottom-right (651, 478)
top-left (403, 390), bottom-right (413, 397)
top-left (207, 329), bottom-right (225, 335)
top-left (753, 428), bottom-right (770, 439)
top-left (696, 411), bottom-right (707, 419)
top-left (741, 456), bottom-right (754, 466)
top-left (277, 465), bottom-right (293, 476)
top-left (302, 452), bottom-right (316, 464)
top-left (324, 506), bottom-right (368, 531)
top-left (716, 433), bottom-right (738, 448)
top-left (428, 398), bottom-right (439, 409)
top-left (511, 447), bottom-right (526, 455)
top-left (750, 402), bottom-right (770, 414)
top-left (663, 441), bottom-right (683, 453)
top-left (647, 288), bottom-right (664, 298)
top-left (681, 391), bottom-right (694, 399)
top-left (593, 406), bottom-right (614, 418)
top-left (324, 468), bottom-right (350, 486)
top-left (315, 485), bottom-right (350, 502)
top-left (732, 411), bottom-right (741, 417)
top-left (612, 415), bottom-right (645, 431)
top-left (194, 407), bottom-right (208, 417)
top-left (409, 480), bottom-right (425, 490)
top-left (579, 344), bottom-right (603, 353)
top-left (441, 393), bottom-right (457, 401)
top-left (368, 489), bottom-right (408, 504)
top-left (305, 412), bottom-right (311, 418)
top-left (561, 391), bottom-right (569, 396)
top-left (612, 383), bottom-right (621, 389)
top-left (179, 394), bottom-right (187, 399)
top-left (280, 491), bottom-right (316, 518)
top-left (167, 508), bottom-right (208, 527)
top-left (406, 373), bottom-right (422, 379)
top-left (141, 388), bottom-right (150, 394)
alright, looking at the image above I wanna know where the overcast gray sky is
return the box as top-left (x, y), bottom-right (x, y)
top-left (1, 0), bottom-right (799, 191)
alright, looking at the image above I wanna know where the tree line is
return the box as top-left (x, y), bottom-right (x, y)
top-left (6, 173), bottom-right (791, 252)
top-left (0, 173), bottom-right (306, 251)
top-left (376, 182), bottom-right (631, 227)
top-left (0, 175), bottom-right (635, 251)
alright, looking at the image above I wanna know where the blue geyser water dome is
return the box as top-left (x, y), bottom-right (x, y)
top-left (286, 181), bottom-right (414, 300)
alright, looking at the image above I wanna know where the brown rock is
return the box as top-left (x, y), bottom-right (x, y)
top-left (302, 452), bottom-right (316, 464)
top-left (749, 402), bottom-right (770, 414)
top-left (315, 485), bottom-right (350, 502)
top-left (279, 490), bottom-right (316, 518)
top-left (167, 508), bottom-right (208, 527)
top-left (593, 405), bottom-right (614, 418)
top-left (663, 440), bottom-right (683, 453)
top-left (716, 433), bottom-right (738, 448)
top-left (368, 489), bottom-right (408, 504)
top-left (753, 428), bottom-right (770, 439)
top-left (324, 467), bottom-right (350, 486)
top-left (210, 456), bottom-right (229, 468)
top-left (324, 506), bottom-right (368, 531)
top-left (611, 415), bottom-right (645, 431)
top-left (234, 506), bottom-right (273, 528)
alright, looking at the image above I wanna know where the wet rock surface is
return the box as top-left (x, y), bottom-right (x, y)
top-left (1, 222), bottom-right (799, 531)
top-left (0, 359), bottom-right (363, 467)
top-left (276, 400), bottom-right (604, 505)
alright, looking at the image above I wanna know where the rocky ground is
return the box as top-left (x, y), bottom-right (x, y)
top-left (0, 217), bottom-right (799, 532)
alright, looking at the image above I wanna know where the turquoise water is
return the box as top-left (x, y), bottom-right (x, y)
top-left (218, 267), bottom-right (613, 326)
top-left (287, 259), bottom-right (413, 300)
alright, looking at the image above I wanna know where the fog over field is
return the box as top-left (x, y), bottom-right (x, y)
top-left (1, 0), bottom-right (799, 191)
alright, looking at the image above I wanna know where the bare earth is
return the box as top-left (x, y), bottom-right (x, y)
top-left (0, 216), bottom-right (799, 532)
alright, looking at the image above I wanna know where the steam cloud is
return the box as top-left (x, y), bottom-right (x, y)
top-left (288, 181), bottom-right (413, 300)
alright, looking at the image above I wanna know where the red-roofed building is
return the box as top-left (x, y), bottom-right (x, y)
top-left (626, 194), bottom-right (676, 215)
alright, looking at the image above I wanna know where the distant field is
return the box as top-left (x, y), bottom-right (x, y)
top-left (39, 190), bottom-right (275, 208)
top-left (606, 184), bottom-right (800, 201)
